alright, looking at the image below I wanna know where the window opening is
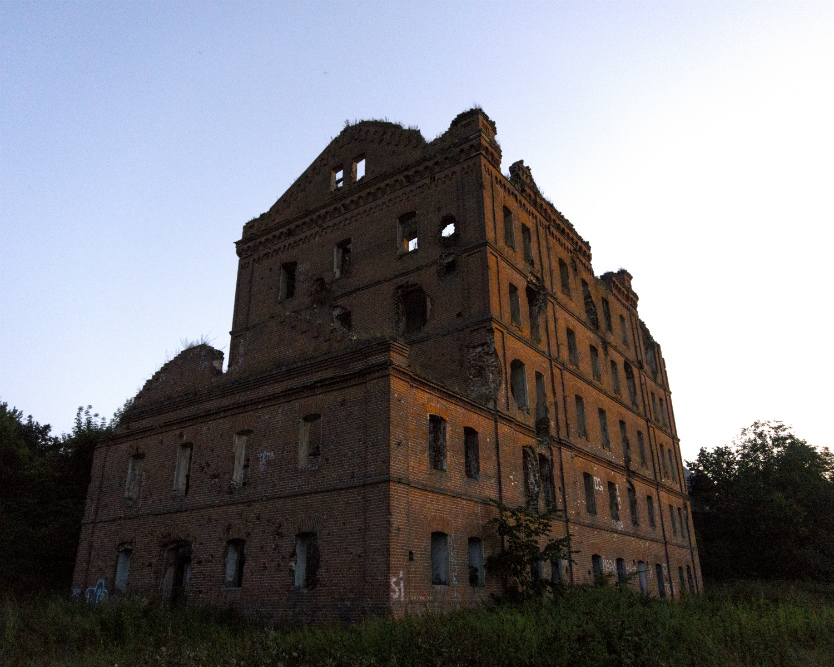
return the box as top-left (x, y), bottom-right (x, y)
top-left (334, 238), bottom-right (352, 278)
top-left (601, 298), bottom-right (613, 332)
top-left (598, 408), bottom-right (610, 449)
top-left (503, 206), bottom-right (515, 248)
top-left (429, 415), bottom-right (447, 471)
top-left (669, 504), bottom-right (678, 536)
top-left (431, 532), bottom-right (449, 585)
top-left (174, 443), bottom-right (193, 495)
top-left (616, 558), bottom-right (627, 583)
top-left (686, 565), bottom-right (694, 593)
top-left (680, 508), bottom-right (687, 539)
top-left (225, 539), bottom-right (245, 587)
top-left (125, 453), bottom-right (144, 501)
top-left (551, 558), bottom-right (563, 582)
top-left (508, 283), bottom-right (521, 326)
top-left (608, 481), bottom-right (620, 521)
top-left (333, 307), bottom-right (352, 332)
top-left (352, 156), bottom-right (365, 182)
top-left (637, 561), bottom-right (648, 594)
top-left (539, 454), bottom-right (556, 510)
top-left (535, 371), bottom-right (549, 435)
top-left (620, 421), bottom-right (631, 467)
top-left (669, 447), bottom-right (678, 481)
top-left (582, 279), bottom-right (599, 329)
top-left (398, 211), bottom-right (418, 254)
top-left (295, 532), bottom-right (319, 589)
top-left (566, 328), bottom-right (579, 366)
top-left (679, 566), bottom-right (687, 595)
top-left (279, 262), bottom-right (297, 300)
top-left (583, 472), bottom-right (597, 515)
top-left (331, 166), bottom-right (344, 190)
top-left (590, 345), bottom-right (601, 380)
top-left (232, 432), bottom-right (249, 487)
top-left (656, 563), bottom-right (666, 598)
top-left (647, 495), bottom-right (656, 529)
top-left (637, 431), bottom-right (647, 467)
top-left (162, 542), bottom-right (192, 604)
top-left (575, 395), bottom-right (587, 438)
top-left (628, 482), bottom-right (639, 526)
top-left (592, 554), bottom-right (603, 584)
top-left (610, 360), bottom-right (621, 394)
top-left (659, 398), bottom-right (667, 427)
top-left (399, 286), bottom-right (428, 333)
top-left (510, 360), bottom-right (528, 410)
top-left (660, 445), bottom-right (670, 478)
top-left (624, 362), bottom-right (638, 408)
top-left (531, 558), bottom-right (543, 581)
top-left (115, 546), bottom-right (132, 593)
top-left (620, 314), bottom-right (630, 346)
top-left (468, 537), bottom-right (484, 587)
top-left (299, 414), bottom-right (322, 468)
top-left (559, 258), bottom-right (571, 296)
top-left (651, 392), bottom-right (658, 421)
top-left (522, 447), bottom-right (539, 506)
top-left (526, 286), bottom-right (540, 342)
top-left (441, 219), bottom-right (456, 237)
top-left (521, 224), bottom-right (533, 263)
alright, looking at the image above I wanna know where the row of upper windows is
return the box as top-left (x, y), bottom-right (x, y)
top-left (591, 555), bottom-right (695, 598)
top-left (573, 393), bottom-right (680, 481)
top-left (581, 472), bottom-right (689, 540)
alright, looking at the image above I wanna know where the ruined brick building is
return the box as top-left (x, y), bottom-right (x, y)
top-left (73, 109), bottom-right (701, 620)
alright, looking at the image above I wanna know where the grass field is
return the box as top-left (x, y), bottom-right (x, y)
top-left (3, 580), bottom-right (832, 666)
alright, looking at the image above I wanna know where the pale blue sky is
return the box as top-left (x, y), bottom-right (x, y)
top-left (2, 1), bottom-right (832, 461)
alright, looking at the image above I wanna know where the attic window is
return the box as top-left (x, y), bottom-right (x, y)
top-left (331, 166), bottom-right (344, 190)
top-left (352, 156), bottom-right (365, 182)
top-left (398, 212), bottom-right (418, 254)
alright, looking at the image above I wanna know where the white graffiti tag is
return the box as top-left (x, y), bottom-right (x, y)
top-left (390, 570), bottom-right (405, 600)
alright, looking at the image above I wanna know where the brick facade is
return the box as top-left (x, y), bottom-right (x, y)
top-left (73, 109), bottom-right (702, 620)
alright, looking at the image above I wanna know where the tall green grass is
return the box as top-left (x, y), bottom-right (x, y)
top-left (2, 581), bottom-right (832, 666)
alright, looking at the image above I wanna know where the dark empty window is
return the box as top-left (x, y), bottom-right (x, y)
top-left (679, 566), bottom-right (687, 595)
top-left (566, 328), bottom-right (579, 366)
top-left (651, 392), bottom-right (658, 421)
top-left (659, 398), bottom-right (667, 427)
top-left (522, 447), bottom-right (539, 506)
top-left (398, 212), bottom-right (418, 253)
top-left (559, 258), bottom-right (571, 296)
top-left (400, 286), bottom-right (428, 333)
top-left (687, 565), bottom-right (695, 593)
top-left (637, 431), bottom-right (647, 467)
top-left (582, 280), bottom-right (599, 329)
top-left (295, 532), bottom-right (319, 589)
top-left (624, 362), bottom-right (638, 408)
top-left (431, 532), bottom-right (449, 585)
top-left (279, 262), bottom-right (297, 300)
top-left (620, 314), bottom-right (630, 346)
top-left (598, 408), bottom-right (610, 449)
top-left (508, 283), bottom-right (521, 326)
top-left (115, 546), bottom-right (132, 593)
top-left (334, 307), bottom-right (352, 331)
top-left (590, 345), bottom-right (601, 380)
top-left (428, 415), bottom-right (447, 471)
top-left (669, 447), bottom-right (678, 481)
top-left (617, 558), bottom-right (627, 583)
top-left (526, 286), bottom-right (540, 342)
top-left (464, 427), bottom-right (480, 480)
top-left (608, 481), bottom-right (620, 521)
top-left (299, 414), bottom-right (322, 468)
top-left (679, 507), bottom-right (687, 539)
top-left (660, 445), bottom-right (670, 478)
top-left (510, 360), bottom-right (528, 410)
top-left (539, 454), bottom-right (556, 510)
top-left (174, 443), bottom-right (193, 495)
top-left (521, 224), bottom-right (533, 263)
top-left (656, 563), bottom-right (666, 598)
top-left (584, 472), bottom-right (597, 515)
top-left (628, 482), bottom-right (639, 526)
top-left (535, 371), bottom-right (549, 436)
top-left (468, 537), bottom-right (484, 587)
top-left (551, 558), bottom-right (563, 582)
top-left (669, 504), bottom-right (678, 536)
top-left (575, 395), bottom-right (587, 438)
top-left (611, 360), bottom-right (621, 394)
top-left (620, 421), bottom-right (630, 466)
top-left (647, 495), bottom-right (656, 529)
top-left (638, 561), bottom-right (648, 594)
top-left (592, 554), bottom-right (603, 584)
top-left (601, 298), bottom-right (613, 332)
top-left (503, 206), bottom-right (515, 248)
top-left (334, 238), bottom-right (352, 278)
top-left (225, 539), bottom-right (245, 587)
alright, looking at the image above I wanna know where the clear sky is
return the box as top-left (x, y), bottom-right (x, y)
top-left (1, 1), bottom-right (832, 463)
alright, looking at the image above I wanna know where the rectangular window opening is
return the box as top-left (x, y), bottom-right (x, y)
top-left (431, 532), bottom-right (449, 585)
top-left (429, 415), bottom-right (447, 471)
top-left (608, 481), bottom-right (620, 521)
top-left (115, 547), bottom-right (132, 593)
top-left (647, 495), bottom-right (656, 529)
top-left (598, 408), bottom-right (610, 449)
top-left (125, 454), bottom-right (144, 501)
top-left (559, 258), bottom-right (571, 296)
top-left (611, 360), bottom-right (621, 395)
top-left (279, 262), bottom-right (297, 301)
top-left (464, 427), bottom-right (480, 480)
top-left (503, 206), bottom-right (515, 248)
top-left (508, 283), bottom-right (521, 327)
top-left (232, 432), bottom-right (249, 486)
top-left (299, 414), bottom-right (322, 468)
top-left (468, 537), bottom-right (484, 587)
top-left (352, 156), bottom-right (365, 182)
top-left (398, 212), bottom-right (418, 254)
top-left (567, 328), bottom-right (579, 366)
top-left (174, 443), bottom-right (193, 495)
top-left (535, 371), bottom-right (549, 435)
top-left (583, 472), bottom-right (597, 515)
top-left (331, 166), bottom-right (344, 190)
top-left (521, 224), bottom-right (533, 264)
top-left (602, 298), bottom-right (613, 332)
top-left (295, 532), bottom-right (319, 589)
top-left (590, 345), bottom-right (601, 381)
top-left (575, 394), bottom-right (587, 439)
top-left (334, 238), bottom-right (352, 278)
top-left (225, 539), bottom-right (245, 588)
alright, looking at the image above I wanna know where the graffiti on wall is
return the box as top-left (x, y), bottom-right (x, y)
top-left (258, 450), bottom-right (275, 471)
top-left (390, 570), bottom-right (405, 600)
top-left (84, 578), bottom-right (108, 604)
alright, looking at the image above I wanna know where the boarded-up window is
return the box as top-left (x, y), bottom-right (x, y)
top-left (628, 482), bottom-right (639, 526)
top-left (647, 495), bottom-right (656, 529)
top-left (125, 454), bottom-right (144, 501)
top-left (428, 415), bottom-right (447, 471)
top-left (431, 532), bottom-right (449, 585)
top-left (508, 283), bottom-right (521, 326)
top-left (608, 481), bottom-right (620, 521)
top-left (279, 262), bottom-right (296, 300)
top-left (559, 258), bottom-right (571, 296)
top-left (510, 360), bottom-right (528, 409)
top-left (575, 395), bottom-right (587, 438)
top-left (566, 328), bottom-right (579, 366)
top-left (225, 539), bottom-right (245, 587)
top-left (522, 447), bottom-right (539, 505)
top-left (503, 206), bottom-right (515, 248)
top-left (114, 546), bottom-right (131, 593)
top-left (590, 345), bottom-right (601, 380)
top-left (468, 537), bottom-right (484, 587)
top-left (295, 532), bottom-right (319, 589)
top-left (174, 443), bottom-right (192, 495)
top-left (610, 360), bottom-right (621, 395)
top-left (583, 472), bottom-right (596, 515)
top-left (598, 408), bottom-right (610, 449)
top-left (464, 427), bottom-right (480, 479)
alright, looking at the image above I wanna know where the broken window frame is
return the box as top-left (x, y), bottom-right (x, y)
top-left (601, 298), bottom-right (613, 332)
top-left (331, 165), bottom-right (344, 190)
top-left (582, 279), bottom-right (599, 329)
top-left (620, 420), bottom-right (631, 466)
top-left (351, 155), bottom-right (365, 182)
top-left (299, 414), bottom-right (322, 469)
top-left (522, 447), bottom-right (539, 506)
top-left (526, 285), bottom-right (540, 342)
top-left (534, 371), bottom-right (549, 435)
top-left (232, 431), bottom-right (250, 487)
top-left (397, 211), bottom-right (419, 255)
top-left (428, 414), bottom-right (447, 471)
top-left (610, 360), bottom-right (621, 395)
top-left (624, 362), bottom-right (638, 408)
top-left (539, 453), bottom-right (557, 510)
top-left (628, 482), bottom-right (639, 526)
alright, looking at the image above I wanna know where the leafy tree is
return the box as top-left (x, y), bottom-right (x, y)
top-left (485, 500), bottom-right (572, 601)
top-left (688, 420), bottom-right (834, 581)
top-left (0, 402), bottom-right (118, 593)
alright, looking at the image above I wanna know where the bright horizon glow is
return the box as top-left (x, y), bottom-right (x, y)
top-left (1, 2), bottom-right (832, 465)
